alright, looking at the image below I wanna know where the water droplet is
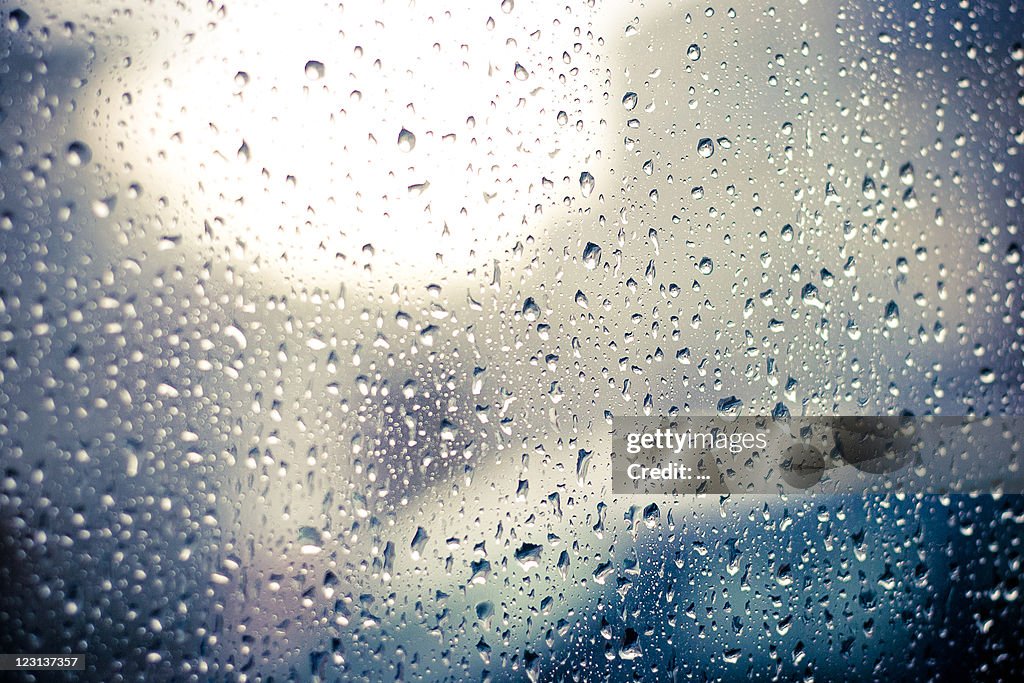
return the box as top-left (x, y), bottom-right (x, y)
top-left (65, 141), bottom-right (92, 167)
top-left (622, 91), bottom-right (638, 111)
top-left (582, 242), bottom-right (602, 269)
top-left (91, 196), bottom-right (116, 218)
top-left (522, 297), bottom-right (541, 321)
top-left (397, 128), bottom-right (416, 152)
top-left (7, 8), bottom-right (29, 31)
top-left (697, 137), bottom-right (714, 158)
top-left (717, 396), bottom-right (744, 416)
top-left (687, 43), bottom-right (701, 61)
top-left (410, 526), bottom-right (429, 560)
top-left (514, 62), bottom-right (529, 81)
top-left (899, 162), bottom-right (915, 185)
top-left (579, 171), bottom-right (595, 198)
top-left (884, 300), bottom-right (901, 328)
top-left (862, 176), bottom-right (877, 199)
top-left (304, 60), bottom-right (325, 80)
top-left (697, 257), bottom-right (714, 274)
top-left (514, 542), bottom-right (542, 569)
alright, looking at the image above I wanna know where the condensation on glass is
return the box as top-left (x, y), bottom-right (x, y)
top-left (0, 0), bottom-right (1022, 680)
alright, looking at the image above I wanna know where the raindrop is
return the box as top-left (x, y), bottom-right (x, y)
top-left (522, 297), bottom-right (541, 321)
top-left (687, 43), bottom-right (701, 61)
top-left (717, 396), bottom-right (744, 416)
top-left (397, 128), bottom-right (416, 152)
top-left (697, 137), bottom-right (714, 158)
top-left (899, 162), bottom-right (915, 185)
top-left (884, 301), bottom-right (901, 328)
top-left (65, 141), bottom-right (92, 167)
top-left (304, 60), bottom-right (325, 80)
top-left (91, 196), bottom-right (116, 218)
top-left (410, 526), bottom-right (429, 560)
top-left (7, 8), bottom-right (29, 30)
top-left (579, 171), bottom-right (595, 198)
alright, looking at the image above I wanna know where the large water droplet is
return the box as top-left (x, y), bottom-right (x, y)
top-left (7, 8), bottom-right (29, 30)
top-left (65, 141), bottom-right (92, 167)
top-left (522, 297), bottom-right (541, 321)
top-left (884, 300), bottom-right (901, 328)
top-left (697, 137), bottom-right (715, 158)
top-left (579, 171), bottom-right (595, 198)
top-left (397, 128), bottom-right (416, 152)
top-left (304, 60), bottom-right (325, 80)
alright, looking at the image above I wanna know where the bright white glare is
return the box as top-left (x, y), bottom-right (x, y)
top-left (83, 0), bottom-right (592, 289)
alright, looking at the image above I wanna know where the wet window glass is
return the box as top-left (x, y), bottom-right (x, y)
top-left (1, 0), bottom-right (1023, 680)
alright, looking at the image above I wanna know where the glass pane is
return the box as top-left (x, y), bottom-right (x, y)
top-left (1, 0), bottom-right (1022, 679)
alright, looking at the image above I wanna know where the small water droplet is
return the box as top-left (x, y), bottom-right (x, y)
top-left (687, 43), bottom-right (701, 61)
top-left (622, 91), bottom-right (638, 111)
